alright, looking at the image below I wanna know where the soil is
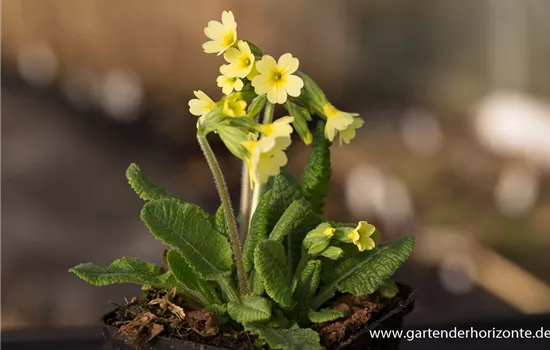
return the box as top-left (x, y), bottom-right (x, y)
top-left (105, 285), bottom-right (412, 350)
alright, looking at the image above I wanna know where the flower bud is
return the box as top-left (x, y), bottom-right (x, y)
top-left (303, 222), bottom-right (335, 250)
top-left (296, 71), bottom-right (328, 117)
top-left (217, 125), bottom-right (250, 160)
top-left (246, 95), bottom-right (267, 119)
top-left (319, 246), bottom-right (344, 260)
top-left (285, 101), bottom-right (313, 144)
top-left (197, 107), bottom-right (225, 134)
top-left (223, 95), bottom-right (247, 117)
top-left (229, 116), bottom-right (261, 133)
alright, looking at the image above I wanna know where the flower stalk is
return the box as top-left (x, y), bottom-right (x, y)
top-left (197, 133), bottom-right (248, 296)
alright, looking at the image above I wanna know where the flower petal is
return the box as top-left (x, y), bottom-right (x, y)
top-left (284, 74), bottom-right (304, 97)
top-left (278, 53), bottom-right (300, 74)
top-left (223, 47), bottom-right (241, 64)
top-left (255, 55), bottom-right (277, 75)
top-left (221, 10), bottom-right (236, 30)
top-left (203, 41), bottom-right (224, 54)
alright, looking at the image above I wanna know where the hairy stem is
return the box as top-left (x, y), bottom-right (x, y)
top-left (249, 102), bottom-right (275, 218)
top-left (197, 134), bottom-right (248, 296)
top-left (238, 161), bottom-right (251, 244)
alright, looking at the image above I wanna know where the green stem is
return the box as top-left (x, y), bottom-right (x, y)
top-left (238, 161), bottom-right (251, 244)
top-left (217, 276), bottom-right (241, 303)
top-left (290, 254), bottom-right (309, 295)
top-left (309, 285), bottom-right (337, 310)
top-left (197, 134), bottom-right (248, 296)
top-left (249, 102), bottom-right (275, 217)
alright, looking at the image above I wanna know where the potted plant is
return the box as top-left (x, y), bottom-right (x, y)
top-left (70, 10), bottom-right (415, 350)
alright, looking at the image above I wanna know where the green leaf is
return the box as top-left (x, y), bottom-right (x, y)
top-left (166, 250), bottom-right (222, 306)
top-left (254, 241), bottom-right (294, 308)
top-left (214, 205), bottom-right (228, 237)
top-left (243, 190), bottom-right (273, 273)
top-left (141, 198), bottom-right (233, 280)
top-left (300, 122), bottom-right (332, 213)
top-left (267, 309), bottom-right (290, 328)
top-left (126, 163), bottom-right (175, 201)
top-left (267, 175), bottom-right (304, 231)
top-left (293, 260), bottom-right (321, 311)
top-left (269, 199), bottom-right (315, 242)
top-left (308, 308), bottom-right (347, 323)
top-left (69, 257), bottom-right (164, 286)
top-left (245, 324), bottom-right (322, 350)
top-left (243, 40), bottom-right (263, 57)
top-left (313, 236), bottom-right (414, 309)
top-left (228, 294), bottom-right (272, 323)
top-left (269, 199), bottom-right (321, 280)
top-left (205, 304), bottom-right (229, 324)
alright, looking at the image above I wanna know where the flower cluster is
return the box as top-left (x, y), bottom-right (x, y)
top-left (188, 10), bottom-right (365, 187)
top-left (303, 221), bottom-right (380, 260)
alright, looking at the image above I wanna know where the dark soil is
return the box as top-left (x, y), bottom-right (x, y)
top-left (104, 285), bottom-right (412, 350)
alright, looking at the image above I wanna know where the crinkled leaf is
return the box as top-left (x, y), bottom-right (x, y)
top-left (245, 324), bottom-right (322, 350)
top-left (254, 241), bottom-right (294, 308)
top-left (69, 257), bottom-right (164, 286)
top-left (267, 309), bottom-right (290, 328)
top-left (141, 198), bottom-right (233, 280)
top-left (308, 308), bottom-right (347, 323)
top-left (313, 236), bottom-right (414, 309)
top-left (300, 122), bottom-right (331, 213)
top-left (267, 175), bottom-right (304, 231)
top-left (243, 190), bottom-right (272, 273)
top-left (126, 163), bottom-right (175, 201)
top-left (293, 260), bottom-right (322, 320)
top-left (214, 205), bottom-right (228, 237)
top-left (166, 250), bottom-right (222, 306)
top-left (269, 199), bottom-right (315, 242)
top-left (228, 294), bottom-right (272, 323)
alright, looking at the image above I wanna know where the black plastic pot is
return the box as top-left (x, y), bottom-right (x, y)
top-left (102, 285), bottom-right (415, 350)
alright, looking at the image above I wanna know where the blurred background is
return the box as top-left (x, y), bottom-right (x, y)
top-left (2, 0), bottom-right (550, 334)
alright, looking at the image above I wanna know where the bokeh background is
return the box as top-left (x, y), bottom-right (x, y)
top-left (2, 0), bottom-right (550, 332)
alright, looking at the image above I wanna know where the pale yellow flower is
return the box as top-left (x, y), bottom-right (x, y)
top-left (189, 90), bottom-right (216, 117)
top-left (217, 65), bottom-right (244, 95)
top-left (203, 11), bottom-right (237, 55)
top-left (257, 116), bottom-right (294, 138)
top-left (348, 221), bottom-right (376, 252)
top-left (323, 103), bottom-right (359, 142)
top-left (338, 117), bottom-right (364, 146)
top-left (247, 62), bottom-right (259, 80)
top-left (251, 54), bottom-right (304, 104)
top-left (222, 94), bottom-right (247, 117)
top-left (223, 41), bottom-right (255, 78)
top-left (243, 135), bottom-right (291, 187)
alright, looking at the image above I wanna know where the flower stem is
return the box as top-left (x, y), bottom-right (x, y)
top-left (249, 102), bottom-right (275, 217)
top-left (238, 161), bottom-right (250, 244)
top-left (197, 134), bottom-right (248, 296)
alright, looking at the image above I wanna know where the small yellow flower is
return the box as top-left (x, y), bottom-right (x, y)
top-left (189, 90), bottom-right (217, 117)
top-left (243, 135), bottom-right (291, 187)
top-left (323, 103), bottom-right (359, 142)
top-left (338, 117), bottom-right (364, 146)
top-left (252, 54), bottom-right (304, 104)
top-left (203, 10), bottom-right (237, 56)
top-left (223, 41), bottom-right (255, 78)
top-left (217, 65), bottom-right (244, 95)
top-left (257, 116), bottom-right (294, 138)
top-left (222, 94), bottom-right (247, 117)
top-left (348, 221), bottom-right (376, 252)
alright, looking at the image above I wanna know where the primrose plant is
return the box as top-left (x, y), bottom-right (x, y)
top-left (70, 10), bottom-right (414, 350)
